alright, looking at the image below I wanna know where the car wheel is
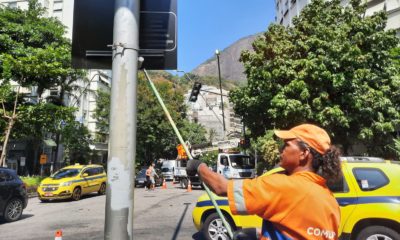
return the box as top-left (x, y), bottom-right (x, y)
top-left (98, 183), bottom-right (106, 195)
top-left (202, 212), bottom-right (235, 240)
top-left (356, 226), bottom-right (400, 240)
top-left (3, 198), bottom-right (23, 222)
top-left (72, 187), bottom-right (82, 201)
top-left (181, 178), bottom-right (188, 189)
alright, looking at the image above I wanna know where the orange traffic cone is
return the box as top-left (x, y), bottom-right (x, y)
top-left (162, 179), bottom-right (167, 189)
top-left (187, 180), bottom-right (192, 192)
top-left (55, 230), bottom-right (63, 240)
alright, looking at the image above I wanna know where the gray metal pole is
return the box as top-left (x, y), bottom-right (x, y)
top-left (215, 50), bottom-right (226, 139)
top-left (104, 0), bottom-right (139, 239)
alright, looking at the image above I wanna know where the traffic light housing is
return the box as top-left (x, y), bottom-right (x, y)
top-left (239, 137), bottom-right (250, 148)
top-left (189, 82), bottom-right (202, 102)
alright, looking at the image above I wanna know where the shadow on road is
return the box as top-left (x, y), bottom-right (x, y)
top-left (38, 193), bottom-right (102, 204)
top-left (171, 202), bottom-right (191, 240)
top-left (192, 231), bottom-right (206, 240)
top-left (0, 213), bottom-right (34, 224)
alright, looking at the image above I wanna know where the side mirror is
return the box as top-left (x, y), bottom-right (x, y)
top-left (82, 173), bottom-right (89, 177)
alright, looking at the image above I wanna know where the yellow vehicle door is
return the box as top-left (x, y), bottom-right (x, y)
top-left (329, 164), bottom-right (358, 235)
top-left (81, 168), bottom-right (94, 194)
top-left (90, 167), bottom-right (103, 192)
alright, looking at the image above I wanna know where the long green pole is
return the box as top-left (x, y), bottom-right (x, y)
top-left (143, 69), bottom-right (234, 239)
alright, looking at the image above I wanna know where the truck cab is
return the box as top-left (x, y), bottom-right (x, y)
top-left (217, 153), bottom-right (255, 179)
top-left (161, 160), bottom-right (176, 181)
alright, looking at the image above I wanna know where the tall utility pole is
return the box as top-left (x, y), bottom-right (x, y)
top-left (104, 0), bottom-right (139, 239)
top-left (215, 49), bottom-right (226, 139)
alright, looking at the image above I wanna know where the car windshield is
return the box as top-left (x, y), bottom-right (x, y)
top-left (52, 168), bottom-right (81, 179)
top-left (162, 167), bottom-right (171, 172)
top-left (230, 155), bottom-right (255, 169)
top-left (137, 169), bottom-right (146, 178)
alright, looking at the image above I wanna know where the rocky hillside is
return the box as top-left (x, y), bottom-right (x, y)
top-left (191, 33), bottom-right (261, 83)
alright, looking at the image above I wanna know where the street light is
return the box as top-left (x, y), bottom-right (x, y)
top-left (215, 49), bottom-right (226, 139)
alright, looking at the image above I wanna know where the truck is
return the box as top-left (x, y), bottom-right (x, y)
top-left (216, 152), bottom-right (256, 179)
top-left (174, 159), bottom-right (203, 189)
top-left (161, 160), bottom-right (176, 181)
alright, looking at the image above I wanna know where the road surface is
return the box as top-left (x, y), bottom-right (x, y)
top-left (0, 182), bottom-right (207, 240)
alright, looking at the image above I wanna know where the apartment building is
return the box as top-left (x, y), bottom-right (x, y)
top-left (275, 0), bottom-right (400, 36)
top-left (186, 85), bottom-right (243, 142)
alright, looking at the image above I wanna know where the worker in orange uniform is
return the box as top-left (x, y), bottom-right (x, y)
top-left (187, 124), bottom-right (342, 240)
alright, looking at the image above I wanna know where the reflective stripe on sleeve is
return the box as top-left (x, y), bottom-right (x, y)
top-left (233, 180), bottom-right (248, 214)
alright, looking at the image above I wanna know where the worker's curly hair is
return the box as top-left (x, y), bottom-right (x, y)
top-left (298, 142), bottom-right (342, 184)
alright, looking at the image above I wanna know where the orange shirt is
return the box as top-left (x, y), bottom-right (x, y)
top-left (227, 171), bottom-right (340, 240)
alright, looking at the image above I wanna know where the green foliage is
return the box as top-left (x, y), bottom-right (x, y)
top-left (20, 175), bottom-right (45, 193)
top-left (178, 120), bottom-right (207, 145)
top-left (12, 102), bottom-right (92, 163)
top-left (61, 121), bottom-right (92, 164)
top-left (200, 150), bottom-right (219, 167)
top-left (92, 72), bottom-right (207, 166)
top-left (230, 0), bottom-right (400, 156)
top-left (252, 130), bottom-right (280, 174)
top-left (0, 0), bottom-right (83, 98)
top-left (92, 89), bottom-right (110, 142)
top-left (387, 136), bottom-right (400, 160)
top-left (14, 103), bottom-right (76, 139)
top-left (20, 175), bottom-right (44, 187)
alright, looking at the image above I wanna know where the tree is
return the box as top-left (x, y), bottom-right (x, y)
top-left (0, 1), bottom-right (83, 98)
top-left (0, 84), bottom-right (19, 166)
top-left (14, 103), bottom-right (92, 167)
top-left (230, 0), bottom-right (400, 156)
top-left (0, 1), bottom-right (85, 171)
top-left (92, 72), bottom-right (207, 166)
top-left (92, 89), bottom-right (110, 143)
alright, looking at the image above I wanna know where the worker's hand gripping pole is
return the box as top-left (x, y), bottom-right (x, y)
top-left (143, 69), bottom-right (234, 239)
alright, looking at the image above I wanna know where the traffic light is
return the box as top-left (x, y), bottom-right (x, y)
top-left (239, 137), bottom-right (250, 148)
top-left (189, 82), bottom-right (202, 102)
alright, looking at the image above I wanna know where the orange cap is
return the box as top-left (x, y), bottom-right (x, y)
top-left (274, 124), bottom-right (331, 154)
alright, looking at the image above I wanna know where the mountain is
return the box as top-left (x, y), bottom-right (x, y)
top-left (191, 33), bottom-right (261, 83)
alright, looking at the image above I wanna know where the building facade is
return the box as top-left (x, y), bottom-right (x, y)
top-left (275, 0), bottom-right (400, 37)
top-left (186, 85), bottom-right (243, 142)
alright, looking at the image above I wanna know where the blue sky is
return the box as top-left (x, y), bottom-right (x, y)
top-left (178, 0), bottom-right (276, 72)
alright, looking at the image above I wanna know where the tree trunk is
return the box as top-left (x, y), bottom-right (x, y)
top-left (0, 119), bottom-right (15, 167)
top-left (0, 87), bottom-right (19, 167)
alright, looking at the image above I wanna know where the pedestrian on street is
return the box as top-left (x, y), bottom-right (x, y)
top-left (145, 165), bottom-right (152, 190)
top-left (187, 124), bottom-right (342, 240)
top-left (149, 163), bottom-right (159, 191)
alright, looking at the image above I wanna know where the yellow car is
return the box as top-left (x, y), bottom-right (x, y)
top-left (37, 164), bottom-right (107, 202)
top-left (192, 157), bottom-right (400, 240)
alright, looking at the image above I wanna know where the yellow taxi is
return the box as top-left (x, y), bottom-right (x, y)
top-left (192, 157), bottom-right (400, 240)
top-left (37, 164), bottom-right (107, 202)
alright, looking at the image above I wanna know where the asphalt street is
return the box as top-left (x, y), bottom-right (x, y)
top-left (0, 182), bottom-right (207, 240)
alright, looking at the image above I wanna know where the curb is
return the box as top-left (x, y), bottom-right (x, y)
top-left (28, 192), bottom-right (38, 198)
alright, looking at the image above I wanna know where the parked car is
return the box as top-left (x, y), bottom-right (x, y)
top-left (134, 168), bottom-right (163, 188)
top-left (0, 167), bottom-right (28, 222)
top-left (37, 164), bottom-right (107, 202)
top-left (192, 157), bottom-right (400, 240)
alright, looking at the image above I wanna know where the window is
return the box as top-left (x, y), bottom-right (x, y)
top-left (49, 88), bottom-right (59, 96)
top-left (0, 170), bottom-right (13, 182)
top-left (220, 156), bottom-right (228, 166)
top-left (353, 168), bottom-right (389, 191)
top-left (327, 175), bottom-right (349, 193)
top-left (53, 0), bottom-right (63, 11)
top-left (7, 2), bottom-right (17, 8)
top-left (85, 168), bottom-right (100, 176)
